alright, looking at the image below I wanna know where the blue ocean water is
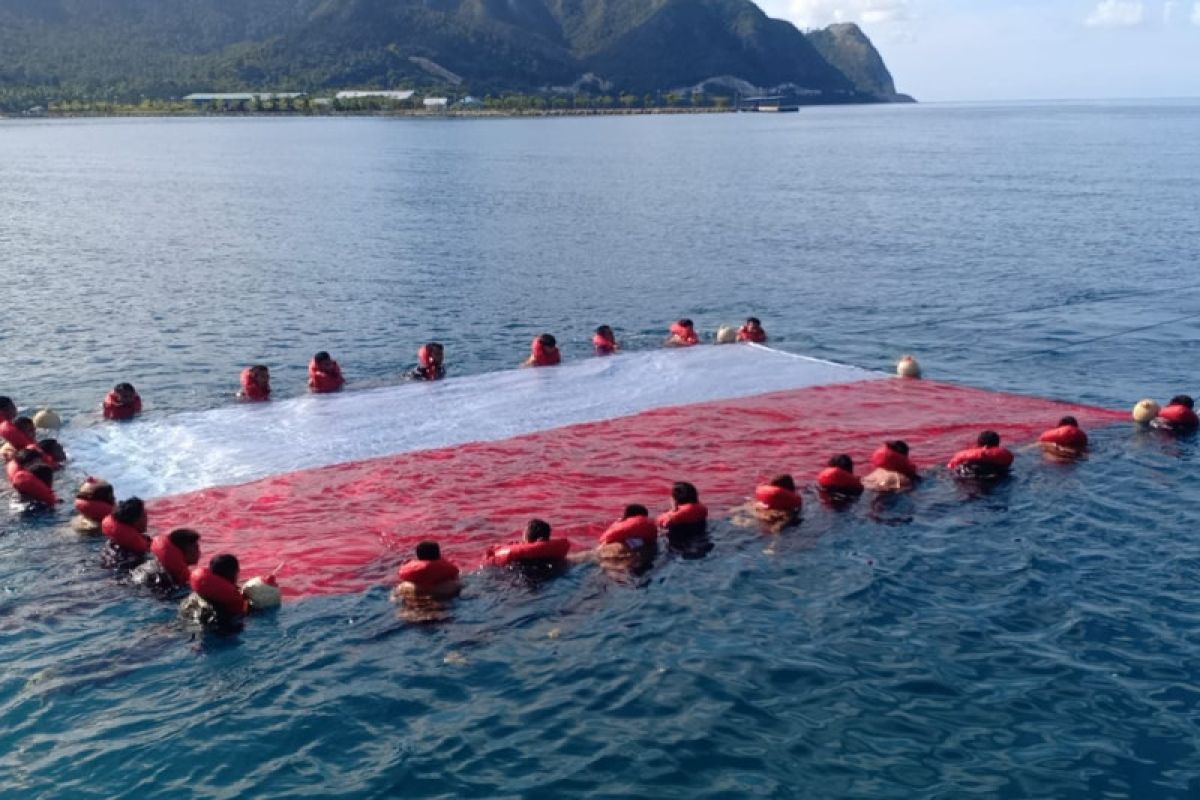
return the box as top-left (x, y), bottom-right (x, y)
top-left (2, 101), bottom-right (1200, 798)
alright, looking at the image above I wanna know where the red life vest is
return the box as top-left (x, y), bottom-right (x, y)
top-left (737, 325), bottom-right (767, 343)
top-left (190, 566), bottom-right (249, 616)
top-left (530, 339), bottom-right (561, 366)
top-left (151, 534), bottom-right (193, 586)
top-left (416, 346), bottom-right (446, 380)
top-left (308, 360), bottom-right (345, 393)
top-left (754, 484), bottom-right (803, 512)
top-left (1158, 404), bottom-right (1199, 430)
top-left (947, 446), bottom-right (1014, 472)
top-left (592, 333), bottom-right (616, 355)
top-left (486, 538), bottom-right (571, 566)
top-left (669, 322), bottom-right (699, 345)
top-left (1038, 424), bottom-right (1088, 450)
top-left (0, 419), bottom-right (36, 450)
top-left (11, 469), bottom-right (56, 505)
top-left (656, 502), bottom-right (708, 529)
top-left (74, 497), bottom-right (115, 523)
top-left (870, 445), bottom-right (919, 478)
top-left (101, 515), bottom-right (151, 554)
top-left (599, 516), bottom-right (658, 547)
top-left (240, 369), bottom-right (271, 401)
top-left (102, 391), bottom-right (142, 421)
top-left (396, 558), bottom-right (461, 591)
top-left (817, 466), bottom-right (864, 495)
top-left (6, 458), bottom-right (23, 481)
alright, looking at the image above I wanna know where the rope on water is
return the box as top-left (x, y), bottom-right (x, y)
top-left (995, 309), bottom-right (1200, 363)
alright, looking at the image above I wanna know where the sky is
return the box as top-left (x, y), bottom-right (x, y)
top-left (756, 0), bottom-right (1200, 101)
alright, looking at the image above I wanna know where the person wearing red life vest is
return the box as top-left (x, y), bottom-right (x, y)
top-left (239, 365), bottom-right (271, 401)
top-left (520, 334), bottom-right (561, 368)
top-left (12, 463), bottom-right (57, 508)
top-left (411, 342), bottom-right (447, 381)
top-left (657, 481), bottom-right (708, 534)
top-left (753, 474), bottom-right (803, 527)
top-left (737, 317), bottom-right (768, 344)
top-left (817, 454), bottom-right (865, 500)
top-left (189, 553), bottom-right (250, 623)
top-left (947, 430), bottom-right (1014, 478)
top-left (592, 325), bottom-right (619, 356)
top-left (597, 504), bottom-right (659, 560)
top-left (308, 351), bottom-right (345, 393)
top-left (394, 540), bottom-right (462, 600)
top-left (0, 397), bottom-right (37, 451)
top-left (486, 518), bottom-right (572, 567)
top-left (863, 440), bottom-right (919, 493)
top-left (101, 497), bottom-right (151, 568)
top-left (6, 446), bottom-right (43, 482)
top-left (102, 383), bottom-right (142, 421)
top-left (1154, 395), bottom-right (1199, 432)
top-left (1038, 416), bottom-right (1089, 458)
top-left (134, 528), bottom-right (202, 592)
top-left (665, 319), bottom-right (700, 347)
top-left (72, 477), bottom-right (115, 534)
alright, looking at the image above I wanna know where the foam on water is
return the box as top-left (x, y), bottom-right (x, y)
top-left (63, 345), bottom-right (877, 498)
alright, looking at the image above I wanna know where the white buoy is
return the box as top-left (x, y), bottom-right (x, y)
top-left (242, 577), bottom-right (283, 610)
top-left (33, 409), bottom-right (62, 430)
top-left (1132, 398), bottom-right (1160, 425)
top-left (715, 325), bottom-right (737, 344)
top-left (896, 355), bottom-right (922, 379)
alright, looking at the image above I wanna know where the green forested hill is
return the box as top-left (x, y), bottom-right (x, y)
top-left (0, 0), bottom-right (908, 108)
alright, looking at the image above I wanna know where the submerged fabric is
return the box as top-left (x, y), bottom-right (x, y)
top-left (141, 376), bottom-right (1123, 597)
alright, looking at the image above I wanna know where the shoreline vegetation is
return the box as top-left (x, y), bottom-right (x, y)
top-left (7, 106), bottom-right (740, 120)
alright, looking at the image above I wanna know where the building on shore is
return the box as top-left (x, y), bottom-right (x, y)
top-left (423, 97), bottom-right (449, 112)
top-left (335, 90), bottom-right (415, 102)
top-left (183, 92), bottom-right (306, 109)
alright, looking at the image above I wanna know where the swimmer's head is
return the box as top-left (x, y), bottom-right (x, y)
top-left (537, 333), bottom-right (557, 349)
top-left (13, 448), bottom-right (43, 469)
top-left (885, 440), bottom-right (910, 456)
top-left (77, 478), bottom-right (114, 503)
top-left (1169, 395), bottom-right (1195, 409)
top-left (977, 430), bottom-right (1001, 448)
top-left (715, 325), bottom-right (737, 344)
top-left (0, 396), bottom-right (15, 420)
top-left (745, 317), bottom-right (762, 329)
top-left (769, 474), bottom-right (796, 492)
top-left (1058, 416), bottom-right (1079, 428)
top-left (1132, 398), bottom-right (1160, 424)
top-left (677, 319), bottom-right (694, 330)
top-left (829, 454), bottom-right (854, 472)
top-left (168, 528), bottom-right (202, 565)
top-left (416, 540), bottom-right (441, 561)
top-left (313, 351), bottom-right (333, 367)
top-left (38, 439), bottom-right (66, 463)
top-left (248, 365), bottom-right (270, 384)
top-left (114, 383), bottom-right (137, 400)
top-left (28, 464), bottom-right (53, 488)
top-left (113, 497), bottom-right (145, 525)
top-left (622, 503), bottom-right (649, 519)
top-left (671, 481), bottom-right (700, 505)
top-left (896, 355), bottom-right (921, 379)
top-left (14, 417), bottom-right (35, 438)
top-left (421, 342), bottom-right (445, 366)
top-left (33, 409), bottom-right (62, 430)
top-left (210, 553), bottom-right (240, 583)
top-left (524, 518), bottom-right (552, 542)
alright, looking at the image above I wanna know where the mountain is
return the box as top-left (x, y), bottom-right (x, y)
top-left (0, 0), bottom-right (910, 108)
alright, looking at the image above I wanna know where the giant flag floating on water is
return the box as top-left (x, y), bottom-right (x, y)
top-left (67, 346), bottom-right (1124, 597)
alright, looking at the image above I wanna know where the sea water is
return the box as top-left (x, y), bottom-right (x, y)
top-left (2, 102), bottom-right (1200, 798)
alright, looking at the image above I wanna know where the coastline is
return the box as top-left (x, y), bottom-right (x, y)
top-left (19, 106), bottom-right (744, 120)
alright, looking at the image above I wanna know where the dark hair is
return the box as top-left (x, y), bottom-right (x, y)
top-left (14, 417), bottom-right (35, 435)
top-left (13, 448), bottom-right (42, 468)
top-left (746, 317), bottom-right (761, 326)
top-left (251, 364), bottom-right (269, 376)
top-left (885, 440), bottom-right (909, 456)
top-left (28, 464), bottom-right (53, 487)
top-left (678, 319), bottom-right (694, 328)
top-left (525, 518), bottom-right (552, 542)
top-left (426, 342), bottom-right (444, 354)
top-left (623, 504), bottom-right (649, 518)
top-left (671, 481), bottom-right (699, 505)
top-left (829, 454), bottom-right (853, 472)
top-left (314, 351), bottom-right (331, 362)
top-left (38, 439), bottom-right (66, 463)
top-left (169, 528), bottom-right (201, 549)
top-left (1058, 416), bottom-right (1079, 427)
top-left (416, 540), bottom-right (440, 561)
top-left (769, 474), bottom-right (796, 492)
top-left (595, 325), bottom-right (613, 338)
top-left (113, 497), bottom-right (145, 525)
top-left (1169, 395), bottom-right (1194, 409)
top-left (79, 482), bottom-right (115, 503)
top-left (115, 382), bottom-right (135, 394)
top-left (210, 554), bottom-right (240, 582)
top-left (977, 430), bottom-right (1001, 448)
top-left (537, 334), bottom-right (557, 348)
top-left (0, 396), bottom-right (15, 415)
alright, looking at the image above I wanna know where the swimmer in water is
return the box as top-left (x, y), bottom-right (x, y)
top-left (183, 553), bottom-right (250, 629)
top-left (486, 518), bottom-right (573, 568)
top-left (737, 317), bottom-right (768, 343)
top-left (740, 474), bottom-right (801, 532)
top-left (37, 438), bottom-right (66, 468)
top-left (522, 334), bottom-right (561, 367)
top-left (0, 399), bottom-right (36, 451)
top-left (1153, 395), bottom-right (1199, 432)
top-left (72, 477), bottom-right (115, 533)
top-left (6, 446), bottom-right (43, 482)
top-left (665, 319), bottom-right (700, 347)
top-left (597, 504), bottom-right (659, 560)
top-left (134, 528), bottom-right (201, 593)
top-left (13, 463), bottom-right (56, 508)
top-left (411, 342), bottom-right (446, 381)
top-left (862, 440), bottom-right (918, 493)
top-left (394, 540), bottom-right (462, 600)
top-left (657, 481), bottom-right (708, 535)
top-left (947, 430), bottom-right (1014, 479)
top-left (101, 497), bottom-right (151, 568)
top-left (308, 351), bottom-right (345, 393)
top-left (593, 326), bottom-right (619, 356)
top-left (817, 454), bottom-right (865, 503)
top-left (239, 365), bottom-right (271, 401)
top-left (1038, 416), bottom-right (1088, 459)
top-left (102, 383), bottom-right (142, 421)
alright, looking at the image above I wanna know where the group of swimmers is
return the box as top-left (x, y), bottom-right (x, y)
top-left (4, 313), bottom-right (1198, 626)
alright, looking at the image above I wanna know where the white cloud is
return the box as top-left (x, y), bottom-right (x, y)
top-left (778, 0), bottom-right (911, 30)
top-left (1085, 0), bottom-right (1145, 27)
top-left (1192, 1), bottom-right (1200, 24)
top-left (1163, 0), bottom-right (1179, 22)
